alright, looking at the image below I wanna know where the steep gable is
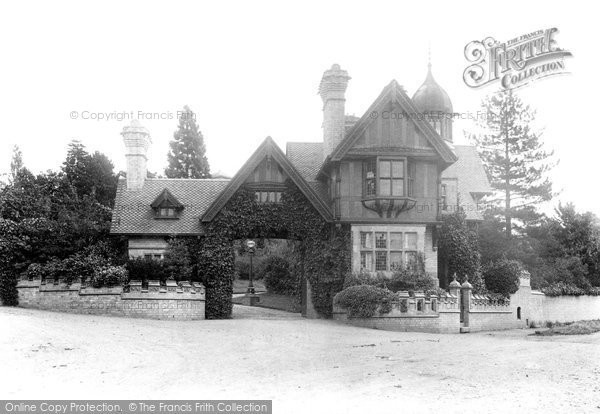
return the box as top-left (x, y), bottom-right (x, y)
top-left (329, 80), bottom-right (457, 164)
top-left (201, 137), bottom-right (332, 222)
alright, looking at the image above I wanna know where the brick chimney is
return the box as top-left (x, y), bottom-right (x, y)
top-left (121, 119), bottom-right (151, 191)
top-left (319, 64), bottom-right (351, 158)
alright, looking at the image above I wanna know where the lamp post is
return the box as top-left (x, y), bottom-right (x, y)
top-left (245, 240), bottom-right (259, 305)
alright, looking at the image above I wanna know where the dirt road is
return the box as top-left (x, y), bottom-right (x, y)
top-left (1, 306), bottom-right (599, 413)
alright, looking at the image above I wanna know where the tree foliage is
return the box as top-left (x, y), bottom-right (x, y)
top-left (438, 209), bottom-right (485, 292)
top-left (0, 144), bottom-right (123, 305)
top-left (9, 145), bottom-right (23, 184)
top-left (165, 106), bottom-right (211, 179)
top-left (482, 258), bottom-right (522, 297)
top-left (471, 89), bottom-right (555, 236)
top-left (62, 140), bottom-right (118, 207)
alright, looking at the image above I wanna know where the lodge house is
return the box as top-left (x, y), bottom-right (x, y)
top-left (111, 63), bottom-right (491, 289)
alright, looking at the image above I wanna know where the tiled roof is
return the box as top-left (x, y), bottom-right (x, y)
top-left (442, 145), bottom-right (491, 194)
top-left (286, 142), bottom-right (324, 181)
top-left (442, 145), bottom-right (492, 221)
top-left (308, 180), bottom-right (330, 206)
top-left (111, 177), bottom-right (229, 235)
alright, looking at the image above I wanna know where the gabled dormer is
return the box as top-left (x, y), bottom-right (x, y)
top-left (317, 75), bottom-right (456, 222)
top-left (151, 188), bottom-right (183, 219)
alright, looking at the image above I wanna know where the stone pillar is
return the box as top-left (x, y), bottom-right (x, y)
top-left (304, 280), bottom-right (319, 319)
top-left (319, 64), bottom-right (351, 158)
top-left (122, 119), bottom-right (151, 191)
top-left (448, 274), bottom-right (461, 301)
top-left (460, 277), bottom-right (473, 333)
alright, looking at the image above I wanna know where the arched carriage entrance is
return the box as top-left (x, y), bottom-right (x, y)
top-left (196, 137), bottom-right (350, 319)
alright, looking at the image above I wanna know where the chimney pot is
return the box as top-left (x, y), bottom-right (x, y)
top-left (319, 64), bottom-right (351, 158)
top-left (121, 120), bottom-right (151, 191)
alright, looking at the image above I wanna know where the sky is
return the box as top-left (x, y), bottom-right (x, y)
top-left (0, 0), bottom-right (597, 216)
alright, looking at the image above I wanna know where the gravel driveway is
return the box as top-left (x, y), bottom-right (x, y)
top-left (1, 306), bottom-right (599, 413)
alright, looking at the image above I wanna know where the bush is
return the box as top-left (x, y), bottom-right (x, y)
top-left (542, 282), bottom-right (587, 296)
top-left (126, 257), bottom-right (167, 282)
top-left (0, 269), bottom-right (19, 306)
top-left (334, 285), bottom-right (397, 318)
top-left (387, 269), bottom-right (436, 292)
top-left (482, 258), bottom-right (522, 297)
top-left (263, 256), bottom-right (298, 296)
top-left (24, 253), bottom-right (110, 286)
top-left (89, 265), bottom-right (128, 288)
top-left (235, 260), bottom-right (251, 280)
top-left (343, 271), bottom-right (388, 290)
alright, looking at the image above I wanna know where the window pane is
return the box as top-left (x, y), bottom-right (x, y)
top-left (260, 192), bottom-right (268, 203)
top-left (375, 232), bottom-right (387, 249)
top-left (392, 161), bottom-right (404, 178)
top-left (153, 254), bottom-right (162, 260)
top-left (375, 251), bottom-right (387, 271)
top-left (405, 232), bottom-right (417, 249)
top-left (390, 232), bottom-right (403, 249)
top-left (379, 161), bottom-right (391, 178)
top-left (360, 232), bottom-right (373, 249)
top-left (366, 178), bottom-right (376, 197)
top-left (405, 251), bottom-right (417, 268)
top-left (255, 192), bottom-right (260, 202)
top-left (269, 192), bottom-right (276, 202)
top-left (390, 252), bottom-right (402, 271)
top-left (379, 179), bottom-right (391, 196)
top-left (360, 252), bottom-right (373, 271)
top-left (392, 179), bottom-right (404, 196)
top-left (144, 254), bottom-right (152, 259)
top-left (275, 192), bottom-right (281, 202)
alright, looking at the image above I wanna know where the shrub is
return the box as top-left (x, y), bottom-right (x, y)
top-left (25, 253), bottom-right (110, 286)
top-left (334, 285), bottom-right (397, 318)
top-left (482, 258), bottom-right (522, 297)
top-left (343, 271), bottom-right (388, 290)
top-left (542, 282), bottom-right (586, 296)
top-left (126, 257), bottom-right (167, 282)
top-left (164, 238), bottom-right (193, 282)
top-left (387, 269), bottom-right (436, 293)
top-left (263, 256), bottom-right (298, 296)
top-left (235, 260), bottom-right (251, 280)
top-left (0, 269), bottom-right (19, 306)
top-left (90, 265), bottom-right (128, 288)
top-left (24, 263), bottom-right (45, 280)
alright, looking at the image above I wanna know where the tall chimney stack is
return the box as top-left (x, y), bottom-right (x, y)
top-left (319, 64), bottom-right (351, 158)
top-left (121, 119), bottom-right (151, 191)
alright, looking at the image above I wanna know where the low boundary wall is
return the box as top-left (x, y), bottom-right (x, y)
top-left (16, 278), bottom-right (205, 320)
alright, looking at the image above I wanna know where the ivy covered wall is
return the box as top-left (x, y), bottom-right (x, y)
top-left (196, 182), bottom-right (351, 319)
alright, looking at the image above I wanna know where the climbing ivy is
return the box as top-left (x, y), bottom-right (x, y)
top-left (196, 182), bottom-right (351, 319)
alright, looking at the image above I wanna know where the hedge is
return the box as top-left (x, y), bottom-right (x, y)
top-left (334, 285), bottom-right (396, 318)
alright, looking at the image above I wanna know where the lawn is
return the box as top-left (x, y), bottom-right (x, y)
top-left (232, 278), bottom-right (266, 294)
top-left (232, 292), bottom-right (301, 313)
top-left (534, 319), bottom-right (600, 336)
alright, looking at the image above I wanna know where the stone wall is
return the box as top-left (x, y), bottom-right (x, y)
top-left (333, 291), bottom-right (461, 334)
top-left (16, 279), bottom-right (205, 320)
top-left (528, 294), bottom-right (600, 325)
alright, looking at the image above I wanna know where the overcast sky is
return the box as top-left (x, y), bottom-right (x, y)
top-left (0, 0), bottom-right (597, 216)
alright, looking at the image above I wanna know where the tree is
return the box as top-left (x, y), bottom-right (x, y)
top-left (62, 140), bottom-right (117, 207)
top-left (552, 203), bottom-right (600, 286)
top-left (165, 106), bottom-right (211, 178)
top-left (9, 145), bottom-right (24, 184)
top-left (471, 89), bottom-right (555, 237)
top-left (437, 208), bottom-right (485, 292)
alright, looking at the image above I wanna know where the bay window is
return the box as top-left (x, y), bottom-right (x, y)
top-left (363, 157), bottom-right (414, 198)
